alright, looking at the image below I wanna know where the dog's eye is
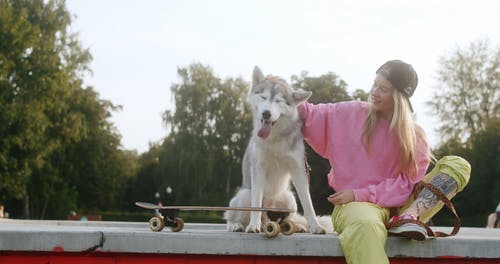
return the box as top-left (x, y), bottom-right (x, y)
top-left (276, 98), bottom-right (289, 105)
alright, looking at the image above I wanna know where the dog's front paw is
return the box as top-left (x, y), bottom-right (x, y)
top-left (245, 224), bottom-right (261, 233)
top-left (310, 224), bottom-right (326, 234)
top-left (227, 222), bottom-right (244, 232)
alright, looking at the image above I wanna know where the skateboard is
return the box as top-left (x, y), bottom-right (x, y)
top-left (135, 202), bottom-right (296, 238)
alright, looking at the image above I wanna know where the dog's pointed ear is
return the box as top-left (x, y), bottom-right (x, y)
top-left (293, 90), bottom-right (312, 105)
top-left (252, 66), bottom-right (265, 87)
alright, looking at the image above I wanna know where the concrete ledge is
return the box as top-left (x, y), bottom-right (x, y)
top-left (1, 219), bottom-right (499, 259)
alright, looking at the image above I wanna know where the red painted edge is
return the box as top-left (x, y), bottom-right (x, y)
top-left (0, 251), bottom-right (498, 264)
top-left (52, 246), bottom-right (65, 252)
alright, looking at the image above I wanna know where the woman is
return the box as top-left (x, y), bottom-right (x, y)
top-left (299, 60), bottom-right (432, 263)
top-left (486, 202), bottom-right (500, 228)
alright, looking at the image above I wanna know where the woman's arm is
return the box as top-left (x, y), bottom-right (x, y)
top-left (298, 102), bottom-right (332, 158)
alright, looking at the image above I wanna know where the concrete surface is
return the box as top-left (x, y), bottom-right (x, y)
top-left (0, 219), bottom-right (499, 258)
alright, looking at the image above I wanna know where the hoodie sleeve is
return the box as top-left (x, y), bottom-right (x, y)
top-left (352, 133), bottom-right (431, 207)
top-left (298, 102), bottom-right (332, 158)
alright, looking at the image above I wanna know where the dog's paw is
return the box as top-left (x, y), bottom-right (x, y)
top-left (295, 223), bottom-right (309, 233)
top-left (310, 225), bottom-right (326, 234)
top-left (245, 224), bottom-right (261, 233)
top-left (227, 223), bottom-right (244, 232)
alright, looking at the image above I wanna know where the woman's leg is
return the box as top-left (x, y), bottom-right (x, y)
top-left (333, 202), bottom-right (390, 264)
top-left (388, 155), bottom-right (471, 240)
top-left (399, 155), bottom-right (471, 222)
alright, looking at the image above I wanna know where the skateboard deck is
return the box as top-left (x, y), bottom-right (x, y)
top-left (135, 201), bottom-right (296, 238)
top-left (135, 202), bottom-right (294, 212)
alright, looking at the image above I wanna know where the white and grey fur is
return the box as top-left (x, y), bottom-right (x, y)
top-left (225, 66), bottom-right (329, 234)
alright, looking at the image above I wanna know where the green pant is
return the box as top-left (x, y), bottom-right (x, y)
top-left (332, 156), bottom-right (471, 264)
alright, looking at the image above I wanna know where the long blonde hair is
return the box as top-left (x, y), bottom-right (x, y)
top-left (362, 90), bottom-right (431, 180)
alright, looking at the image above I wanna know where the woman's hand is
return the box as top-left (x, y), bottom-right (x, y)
top-left (327, 190), bottom-right (354, 205)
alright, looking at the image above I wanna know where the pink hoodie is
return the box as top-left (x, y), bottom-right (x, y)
top-left (299, 101), bottom-right (430, 208)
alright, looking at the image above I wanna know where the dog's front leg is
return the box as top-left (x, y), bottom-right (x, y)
top-left (246, 163), bottom-right (264, 233)
top-left (291, 163), bottom-right (326, 234)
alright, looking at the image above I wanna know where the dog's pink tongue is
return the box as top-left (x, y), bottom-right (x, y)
top-left (258, 121), bottom-right (272, 139)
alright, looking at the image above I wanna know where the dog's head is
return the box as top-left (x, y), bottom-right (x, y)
top-left (249, 66), bottom-right (312, 139)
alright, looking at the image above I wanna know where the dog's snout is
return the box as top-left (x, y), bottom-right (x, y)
top-left (262, 110), bottom-right (271, 120)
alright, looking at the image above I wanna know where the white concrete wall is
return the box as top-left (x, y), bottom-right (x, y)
top-left (0, 219), bottom-right (499, 258)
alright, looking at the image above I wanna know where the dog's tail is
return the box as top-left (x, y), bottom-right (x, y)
top-left (289, 214), bottom-right (334, 233)
top-left (317, 215), bottom-right (334, 233)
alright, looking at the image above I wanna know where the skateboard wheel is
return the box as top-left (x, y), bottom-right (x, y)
top-left (149, 216), bottom-right (164, 232)
top-left (264, 221), bottom-right (280, 238)
top-left (170, 217), bottom-right (184, 232)
top-left (280, 219), bottom-right (296, 235)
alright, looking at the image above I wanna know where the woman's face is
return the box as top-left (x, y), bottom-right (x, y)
top-left (370, 74), bottom-right (395, 120)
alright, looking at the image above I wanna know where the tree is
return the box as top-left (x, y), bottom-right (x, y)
top-left (0, 0), bottom-right (91, 212)
top-left (44, 88), bottom-right (135, 214)
top-left (145, 63), bottom-right (251, 206)
top-left (0, 0), bottom-right (132, 218)
top-left (291, 71), bottom-right (351, 104)
top-left (428, 39), bottom-right (500, 227)
top-left (351, 88), bottom-right (370, 101)
top-left (428, 38), bottom-right (499, 144)
top-left (431, 118), bottom-right (499, 226)
top-left (123, 143), bottom-right (162, 209)
top-left (461, 119), bottom-right (500, 224)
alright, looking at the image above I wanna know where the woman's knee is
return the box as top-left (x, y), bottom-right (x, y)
top-left (427, 155), bottom-right (471, 192)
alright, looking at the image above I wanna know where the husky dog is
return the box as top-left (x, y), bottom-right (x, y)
top-left (225, 66), bottom-right (326, 234)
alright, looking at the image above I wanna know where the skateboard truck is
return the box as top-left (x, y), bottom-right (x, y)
top-left (263, 211), bottom-right (296, 237)
top-left (149, 208), bottom-right (184, 232)
top-left (162, 208), bottom-right (185, 232)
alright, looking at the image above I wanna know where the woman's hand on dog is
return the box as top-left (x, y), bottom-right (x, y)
top-left (327, 190), bottom-right (354, 205)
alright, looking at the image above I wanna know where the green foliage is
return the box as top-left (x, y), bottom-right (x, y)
top-left (126, 64), bottom-right (252, 207)
top-left (1, 0), bottom-right (74, 200)
top-left (0, 0), bottom-right (87, 202)
top-left (429, 39), bottom-right (500, 227)
top-left (431, 118), bottom-right (499, 226)
top-left (162, 64), bottom-right (251, 206)
top-left (291, 71), bottom-right (351, 104)
top-left (0, 0), bottom-right (134, 219)
top-left (428, 38), bottom-right (499, 143)
top-left (123, 143), bottom-right (162, 209)
top-left (463, 119), bottom-right (500, 220)
top-left (351, 89), bottom-right (370, 101)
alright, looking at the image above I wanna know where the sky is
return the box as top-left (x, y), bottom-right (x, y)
top-left (65, 0), bottom-right (500, 153)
